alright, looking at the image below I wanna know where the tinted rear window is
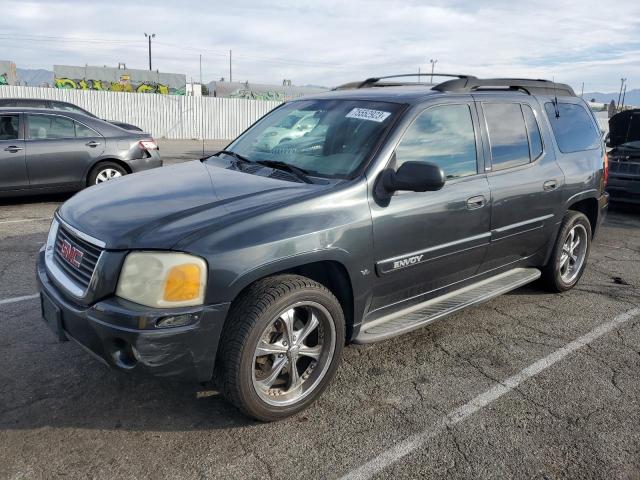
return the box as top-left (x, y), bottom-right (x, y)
top-left (544, 102), bottom-right (600, 153)
top-left (483, 103), bottom-right (530, 170)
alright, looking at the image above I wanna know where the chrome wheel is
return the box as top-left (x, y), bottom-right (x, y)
top-left (252, 301), bottom-right (336, 407)
top-left (559, 224), bottom-right (588, 283)
top-left (95, 168), bottom-right (123, 184)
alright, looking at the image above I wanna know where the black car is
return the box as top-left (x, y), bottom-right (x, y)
top-left (606, 108), bottom-right (640, 203)
top-left (0, 107), bottom-right (161, 197)
top-left (0, 98), bottom-right (143, 132)
top-left (37, 75), bottom-right (608, 421)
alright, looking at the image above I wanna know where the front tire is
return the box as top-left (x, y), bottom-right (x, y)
top-left (542, 211), bottom-right (592, 292)
top-left (216, 275), bottom-right (345, 421)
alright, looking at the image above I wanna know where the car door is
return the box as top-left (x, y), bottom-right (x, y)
top-left (368, 100), bottom-right (491, 315)
top-left (0, 112), bottom-right (28, 191)
top-left (475, 97), bottom-right (564, 271)
top-left (24, 113), bottom-right (105, 188)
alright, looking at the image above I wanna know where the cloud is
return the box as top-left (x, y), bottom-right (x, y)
top-left (1, 0), bottom-right (639, 91)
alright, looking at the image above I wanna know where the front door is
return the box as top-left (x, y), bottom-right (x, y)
top-left (0, 113), bottom-right (28, 191)
top-left (368, 101), bottom-right (491, 316)
top-left (24, 113), bottom-right (104, 188)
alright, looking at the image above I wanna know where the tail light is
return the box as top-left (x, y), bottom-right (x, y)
top-left (139, 139), bottom-right (158, 150)
top-left (603, 152), bottom-right (609, 186)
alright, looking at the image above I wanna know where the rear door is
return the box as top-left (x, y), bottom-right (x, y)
top-left (475, 96), bottom-right (564, 271)
top-left (0, 112), bottom-right (28, 191)
top-left (24, 113), bottom-right (105, 188)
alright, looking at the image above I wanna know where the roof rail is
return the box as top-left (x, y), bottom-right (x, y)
top-left (334, 73), bottom-right (476, 90)
top-left (433, 77), bottom-right (576, 96)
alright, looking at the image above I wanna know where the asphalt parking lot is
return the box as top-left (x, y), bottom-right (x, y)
top-left (1, 149), bottom-right (639, 479)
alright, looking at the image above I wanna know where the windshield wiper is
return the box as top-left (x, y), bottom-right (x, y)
top-left (210, 150), bottom-right (254, 164)
top-left (256, 160), bottom-right (313, 184)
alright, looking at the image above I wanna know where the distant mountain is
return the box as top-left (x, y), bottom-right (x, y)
top-left (16, 68), bottom-right (54, 87)
top-left (584, 89), bottom-right (640, 108)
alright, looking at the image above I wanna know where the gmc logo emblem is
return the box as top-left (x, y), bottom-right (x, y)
top-left (59, 240), bottom-right (84, 268)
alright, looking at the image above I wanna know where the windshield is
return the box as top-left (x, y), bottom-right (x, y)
top-left (225, 99), bottom-right (402, 178)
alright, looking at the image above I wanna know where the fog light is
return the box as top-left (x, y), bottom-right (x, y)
top-left (156, 314), bottom-right (194, 328)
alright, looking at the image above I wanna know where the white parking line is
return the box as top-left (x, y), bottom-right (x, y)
top-left (341, 306), bottom-right (640, 480)
top-left (0, 217), bottom-right (52, 226)
top-left (0, 294), bottom-right (40, 306)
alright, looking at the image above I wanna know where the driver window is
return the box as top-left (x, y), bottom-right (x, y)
top-left (395, 104), bottom-right (478, 179)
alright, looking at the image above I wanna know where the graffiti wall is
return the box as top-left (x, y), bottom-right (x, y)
top-left (53, 65), bottom-right (186, 95)
top-left (0, 61), bottom-right (17, 86)
top-left (209, 81), bottom-right (326, 100)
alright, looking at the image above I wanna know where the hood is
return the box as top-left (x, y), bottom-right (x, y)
top-left (608, 110), bottom-right (640, 148)
top-left (58, 160), bottom-right (319, 249)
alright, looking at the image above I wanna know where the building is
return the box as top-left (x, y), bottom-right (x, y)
top-left (53, 64), bottom-right (187, 95)
top-left (0, 61), bottom-right (17, 86)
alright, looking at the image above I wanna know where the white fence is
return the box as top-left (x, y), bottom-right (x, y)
top-left (0, 86), bottom-right (283, 140)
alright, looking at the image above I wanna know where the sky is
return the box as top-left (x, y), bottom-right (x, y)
top-left (1, 0), bottom-right (639, 92)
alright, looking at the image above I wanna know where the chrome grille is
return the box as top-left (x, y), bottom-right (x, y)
top-left (53, 225), bottom-right (103, 291)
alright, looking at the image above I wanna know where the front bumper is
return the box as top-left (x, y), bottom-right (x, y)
top-left (37, 248), bottom-right (229, 382)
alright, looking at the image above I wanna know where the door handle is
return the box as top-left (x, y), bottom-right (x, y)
top-left (466, 195), bottom-right (486, 210)
top-left (543, 180), bottom-right (557, 191)
top-left (4, 146), bottom-right (22, 153)
top-left (85, 141), bottom-right (101, 148)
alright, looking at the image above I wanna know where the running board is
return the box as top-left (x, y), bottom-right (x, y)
top-left (354, 268), bottom-right (541, 344)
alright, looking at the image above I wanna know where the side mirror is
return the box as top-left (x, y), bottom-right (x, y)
top-left (382, 161), bottom-right (446, 193)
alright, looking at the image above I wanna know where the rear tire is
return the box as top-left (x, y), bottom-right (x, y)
top-left (542, 211), bottom-right (592, 292)
top-left (215, 275), bottom-right (345, 421)
top-left (88, 162), bottom-right (127, 186)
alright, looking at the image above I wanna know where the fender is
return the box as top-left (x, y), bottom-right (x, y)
top-left (224, 247), bottom-right (368, 323)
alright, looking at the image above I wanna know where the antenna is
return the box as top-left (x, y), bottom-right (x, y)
top-left (552, 76), bottom-right (560, 118)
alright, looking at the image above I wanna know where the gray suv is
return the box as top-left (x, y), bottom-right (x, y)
top-left (37, 75), bottom-right (608, 421)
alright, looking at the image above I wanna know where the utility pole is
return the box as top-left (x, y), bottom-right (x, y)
top-left (199, 54), bottom-right (204, 154)
top-left (580, 82), bottom-right (584, 98)
top-left (617, 78), bottom-right (626, 111)
top-left (621, 83), bottom-right (627, 110)
top-left (144, 33), bottom-right (155, 71)
top-left (229, 50), bottom-right (233, 83)
top-left (418, 67), bottom-right (421, 83)
top-left (430, 59), bottom-right (438, 84)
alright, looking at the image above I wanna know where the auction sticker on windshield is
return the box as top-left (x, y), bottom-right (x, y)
top-left (346, 108), bottom-right (391, 123)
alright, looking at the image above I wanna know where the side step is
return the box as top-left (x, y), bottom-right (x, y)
top-left (354, 268), bottom-right (541, 344)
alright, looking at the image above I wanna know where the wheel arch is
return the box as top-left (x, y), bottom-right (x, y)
top-left (566, 194), bottom-right (599, 236)
top-left (226, 257), bottom-right (357, 341)
top-left (85, 158), bottom-right (132, 185)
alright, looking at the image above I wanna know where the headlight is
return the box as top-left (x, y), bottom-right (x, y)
top-left (116, 252), bottom-right (207, 308)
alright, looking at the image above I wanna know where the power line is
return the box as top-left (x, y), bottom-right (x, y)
top-left (0, 33), bottom-right (356, 69)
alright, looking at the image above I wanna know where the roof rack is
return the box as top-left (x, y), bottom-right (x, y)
top-left (433, 77), bottom-right (576, 96)
top-left (334, 73), bottom-right (476, 90)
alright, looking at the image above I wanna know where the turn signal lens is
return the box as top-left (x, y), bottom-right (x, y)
top-left (163, 264), bottom-right (202, 302)
top-left (603, 152), bottom-right (609, 186)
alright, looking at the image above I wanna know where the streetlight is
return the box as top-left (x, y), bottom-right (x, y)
top-left (144, 33), bottom-right (156, 71)
top-left (430, 59), bottom-right (438, 84)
